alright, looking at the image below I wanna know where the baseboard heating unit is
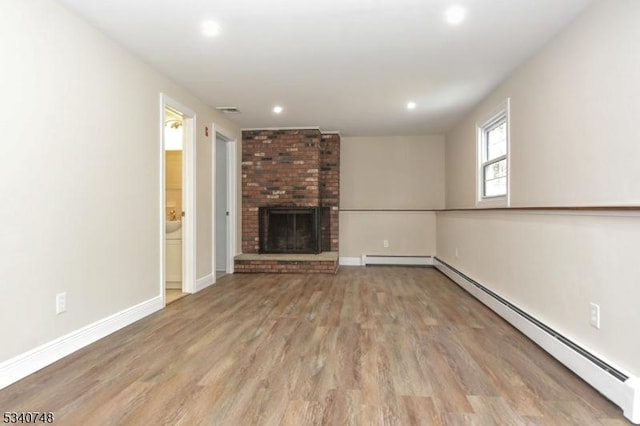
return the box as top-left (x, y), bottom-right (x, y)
top-left (433, 257), bottom-right (639, 424)
top-left (361, 255), bottom-right (433, 266)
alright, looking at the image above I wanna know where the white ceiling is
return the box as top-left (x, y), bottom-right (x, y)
top-left (57, 0), bottom-right (592, 136)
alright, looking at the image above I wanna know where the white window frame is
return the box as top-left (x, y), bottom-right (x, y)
top-left (476, 98), bottom-right (510, 207)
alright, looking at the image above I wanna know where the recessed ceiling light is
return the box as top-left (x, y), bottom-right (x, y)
top-left (445, 5), bottom-right (466, 25)
top-left (407, 102), bottom-right (417, 110)
top-left (202, 20), bottom-right (221, 37)
top-left (273, 106), bottom-right (283, 114)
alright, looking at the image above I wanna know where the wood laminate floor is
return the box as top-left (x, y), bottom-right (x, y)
top-left (0, 267), bottom-right (630, 425)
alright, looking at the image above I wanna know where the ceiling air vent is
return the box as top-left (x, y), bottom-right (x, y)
top-left (215, 106), bottom-right (241, 114)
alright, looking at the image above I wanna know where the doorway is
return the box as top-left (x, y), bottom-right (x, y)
top-left (214, 128), bottom-right (236, 277)
top-left (161, 94), bottom-right (196, 305)
top-left (215, 134), bottom-right (228, 276)
top-left (164, 106), bottom-right (185, 304)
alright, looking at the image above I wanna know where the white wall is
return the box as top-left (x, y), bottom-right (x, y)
top-left (340, 211), bottom-right (436, 258)
top-left (440, 0), bottom-right (640, 377)
top-left (340, 135), bottom-right (444, 259)
top-left (445, 0), bottom-right (640, 209)
top-left (341, 135), bottom-right (444, 210)
top-left (0, 0), bottom-right (240, 363)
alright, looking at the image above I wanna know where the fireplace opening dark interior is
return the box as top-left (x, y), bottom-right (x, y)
top-left (259, 207), bottom-right (329, 254)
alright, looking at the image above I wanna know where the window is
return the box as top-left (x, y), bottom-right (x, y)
top-left (477, 99), bottom-right (510, 206)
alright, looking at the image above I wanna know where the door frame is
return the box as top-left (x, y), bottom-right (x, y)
top-left (212, 124), bottom-right (237, 277)
top-left (160, 93), bottom-right (197, 303)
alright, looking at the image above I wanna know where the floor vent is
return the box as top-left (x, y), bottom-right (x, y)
top-left (434, 257), bottom-right (640, 424)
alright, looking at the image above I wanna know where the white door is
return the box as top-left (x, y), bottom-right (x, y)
top-left (215, 136), bottom-right (228, 272)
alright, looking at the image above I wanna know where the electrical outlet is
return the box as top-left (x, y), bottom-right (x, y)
top-left (455, 247), bottom-right (459, 258)
top-left (589, 302), bottom-right (600, 329)
top-left (56, 292), bottom-right (67, 315)
top-left (383, 240), bottom-right (389, 248)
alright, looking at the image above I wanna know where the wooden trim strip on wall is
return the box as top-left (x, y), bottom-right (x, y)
top-left (442, 206), bottom-right (640, 212)
top-left (340, 209), bottom-right (437, 212)
top-left (340, 206), bottom-right (640, 212)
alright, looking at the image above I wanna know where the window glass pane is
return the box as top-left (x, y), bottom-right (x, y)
top-left (484, 176), bottom-right (507, 197)
top-left (484, 159), bottom-right (507, 181)
top-left (486, 120), bottom-right (506, 161)
top-left (477, 101), bottom-right (509, 203)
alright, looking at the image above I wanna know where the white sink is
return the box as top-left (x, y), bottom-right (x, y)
top-left (166, 221), bottom-right (182, 233)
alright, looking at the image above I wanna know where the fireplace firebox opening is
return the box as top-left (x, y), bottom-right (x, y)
top-left (259, 207), bottom-right (329, 254)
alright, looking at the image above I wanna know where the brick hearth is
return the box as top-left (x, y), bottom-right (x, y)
top-left (237, 128), bottom-right (340, 273)
top-left (234, 252), bottom-right (339, 274)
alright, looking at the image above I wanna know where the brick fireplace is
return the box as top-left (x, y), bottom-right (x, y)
top-left (235, 128), bottom-right (339, 273)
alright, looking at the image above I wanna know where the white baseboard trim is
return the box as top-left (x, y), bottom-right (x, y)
top-left (339, 256), bottom-right (362, 266)
top-left (0, 295), bottom-right (163, 391)
top-left (363, 255), bottom-right (433, 266)
top-left (195, 273), bottom-right (215, 292)
top-left (433, 258), bottom-right (640, 425)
